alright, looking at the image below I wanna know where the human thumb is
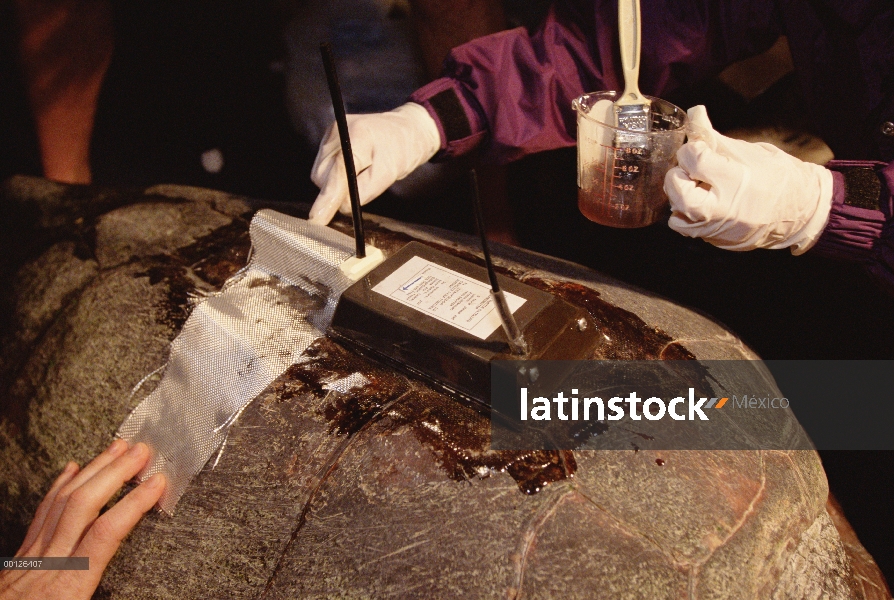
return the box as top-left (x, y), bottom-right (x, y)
top-left (685, 105), bottom-right (718, 151)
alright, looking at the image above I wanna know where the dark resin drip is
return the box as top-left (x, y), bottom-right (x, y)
top-left (175, 220), bottom-right (251, 288)
top-left (135, 220), bottom-right (252, 331)
top-left (281, 338), bottom-right (577, 494)
top-left (381, 389), bottom-right (577, 494)
top-left (521, 278), bottom-right (694, 360)
top-left (285, 338), bottom-right (411, 436)
top-left (622, 427), bottom-right (655, 441)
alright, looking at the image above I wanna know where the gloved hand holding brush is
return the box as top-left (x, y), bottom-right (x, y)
top-left (664, 105), bottom-right (834, 254)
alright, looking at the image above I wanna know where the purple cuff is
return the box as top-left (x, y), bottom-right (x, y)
top-left (811, 160), bottom-right (894, 295)
top-left (410, 78), bottom-right (489, 161)
top-left (811, 169), bottom-right (885, 261)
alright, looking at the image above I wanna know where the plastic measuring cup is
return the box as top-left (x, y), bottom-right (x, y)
top-left (573, 91), bottom-right (687, 228)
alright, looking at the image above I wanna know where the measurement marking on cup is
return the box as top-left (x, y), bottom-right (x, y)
top-left (602, 144), bottom-right (612, 208)
top-left (615, 146), bottom-right (646, 156)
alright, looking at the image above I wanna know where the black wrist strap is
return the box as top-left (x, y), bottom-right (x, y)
top-left (842, 167), bottom-right (883, 211)
top-left (428, 90), bottom-right (473, 143)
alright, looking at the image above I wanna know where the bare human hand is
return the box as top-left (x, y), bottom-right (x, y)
top-left (0, 440), bottom-right (165, 600)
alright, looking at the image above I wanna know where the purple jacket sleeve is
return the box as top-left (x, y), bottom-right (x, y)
top-left (408, 0), bottom-right (894, 292)
top-left (409, 3), bottom-right (600, 163)
top-left (409, 0), bottom-right (781, 164)
top-left (410, 0), bottom-right (893, 165)
top-left (811, 162), bottom-right (894, 295)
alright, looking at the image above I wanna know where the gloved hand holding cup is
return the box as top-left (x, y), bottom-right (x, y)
top-left (663, 105), bottom-right (834, 254)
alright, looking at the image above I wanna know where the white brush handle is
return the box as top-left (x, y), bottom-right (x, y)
top-left (617, 0), bottom-right (645, 106)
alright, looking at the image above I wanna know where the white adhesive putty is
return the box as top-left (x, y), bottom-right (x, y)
top-left (372, 255), bottom-right (525, 340)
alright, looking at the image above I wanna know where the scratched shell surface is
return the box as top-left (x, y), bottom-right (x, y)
top-left (0, 176), bottom-right (888, 599)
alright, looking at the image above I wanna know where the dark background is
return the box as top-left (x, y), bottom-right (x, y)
top-left (1, 1), bottom-right (891, 585)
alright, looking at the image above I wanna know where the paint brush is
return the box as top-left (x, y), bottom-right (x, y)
top-left (614, 0), bottom-right (651, 151)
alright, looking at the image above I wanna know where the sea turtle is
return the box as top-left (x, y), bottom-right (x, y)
top-left (0, 176), bottom-right (888, 599)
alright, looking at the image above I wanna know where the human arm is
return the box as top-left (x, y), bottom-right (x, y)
top-left (307, 103), bottom-right (442, 224)
top-left (665, 106), bottom-right (894, 296)
top-left (663, 106), bottom-right (834, 254)
top-left (13, 0), bottom-right (114, 184)
top-left (307, 0), bottom-right (508, 225)
top-left (308, 2), bottom-right (601, 224)
top-left (309, 0), bottom-right (794, 223)
top-left (0, 440), bottom-right (165, 600)
top-left (412, 0), bottom-right (893, 166)
top-left (409, 0), bottom-right (786, 164)
top-left (408, 2), bottom-right (599, 164)
top-left (311, 0), bottom-right (894, 225)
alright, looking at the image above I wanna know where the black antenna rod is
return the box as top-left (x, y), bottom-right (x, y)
top-left (320, 42), bottom-right (365, 258)
top-left (470, 170), bottom-right (501, 293)
top-left (469, 170), bottom-right (527, 355)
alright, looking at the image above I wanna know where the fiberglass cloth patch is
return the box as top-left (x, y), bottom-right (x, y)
top-left (117, 210), bottom-right (357, 513)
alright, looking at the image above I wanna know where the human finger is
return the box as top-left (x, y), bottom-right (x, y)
top-left (664, 166), bottom-right (716, 222)
top-left (75, 473), bottom-right (165, 583)
top-left (44, 443), bottom-right (151, 557)
top-left (336, 166), bottom-right (381, 215)
top-left (17, 462), bottom-right (79, 555)
top-left (310, 123), bottom-right (341, 185)
top-left (675, 140), bottom-right (735, 189)
top-left (308, 159), bottom-right (348, 225)
top-left (350, 161), bottom-right (399, 210)
top-left (62, 440), bottom-right (129, 494)
top-left (685, 105), bottom-right (714, 142)
top-left (32, 440), bottom-right (129, 554)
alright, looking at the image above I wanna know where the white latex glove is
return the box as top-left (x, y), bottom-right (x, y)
top-left (663, 105), bottom-right (833, 254)
top-left (308, 102), bottom-right (441, 225)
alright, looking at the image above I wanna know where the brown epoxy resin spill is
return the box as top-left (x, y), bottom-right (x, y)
top-left (284, 337), bottom-right (577, 495)
top-left (285, 337), bottom-right (413, 437)
top-left (134, 220), bottom-right (252, 331)
top-left (521, 278), bottom-right (695, 360)
top-left (382, 387), bottom-right (577, 495)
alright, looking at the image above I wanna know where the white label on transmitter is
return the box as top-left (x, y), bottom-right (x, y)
top-left (371, 255), bottom-right (526, 340)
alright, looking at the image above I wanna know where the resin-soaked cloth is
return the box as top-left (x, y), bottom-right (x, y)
top-left (117, 210), bottom-right (356, 513)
